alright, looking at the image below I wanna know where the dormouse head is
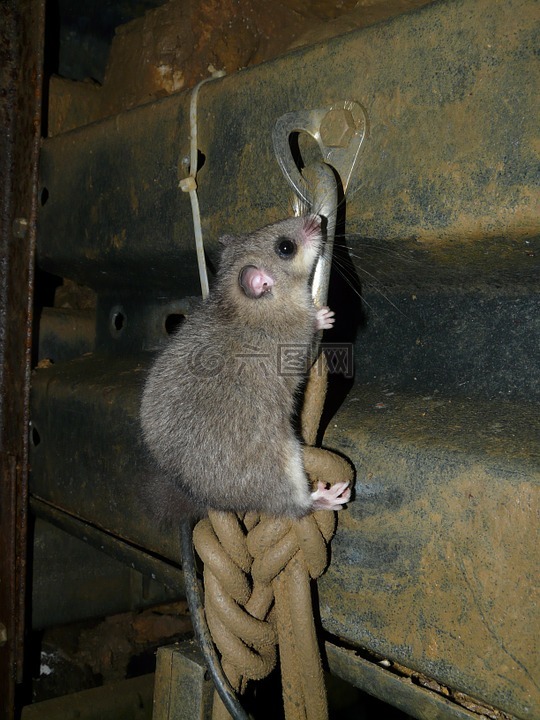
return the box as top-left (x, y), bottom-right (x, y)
top-left (218, 215), bottom-right (323, 306)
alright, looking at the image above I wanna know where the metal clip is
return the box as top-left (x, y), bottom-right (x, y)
top-left (272, 100), bottom-right (368, 205)
top-left (302, 162), bottom-right (338, 310)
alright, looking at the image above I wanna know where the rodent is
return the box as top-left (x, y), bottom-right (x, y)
top-left (140, 214), bottom-right (351, 518)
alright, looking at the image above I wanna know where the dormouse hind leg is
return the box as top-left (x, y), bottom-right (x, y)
top-left (311, 481), bottom-right (351, 511)
top-left (284, 439), bottom-right (315, 515)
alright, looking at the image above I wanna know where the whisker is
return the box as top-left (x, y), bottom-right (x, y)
top-left (333, 239), bottom-right (421, 265)
top-left (319, 253), bottom-right (406, 317)
top-left (268, 181), bottom-right (415, 318)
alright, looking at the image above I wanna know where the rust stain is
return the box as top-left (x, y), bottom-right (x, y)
top-left (129, 180), bottom-right (139, 215)
top-left (110, 228), bottom-right (127, 250)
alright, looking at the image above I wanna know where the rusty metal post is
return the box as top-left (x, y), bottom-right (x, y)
top-left (0, 1), bottom-right (45, 717)
top-left (153, 642), bottom-right (214, 720)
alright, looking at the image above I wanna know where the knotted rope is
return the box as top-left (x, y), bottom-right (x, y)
top-left (179, 83), bottom-right (353, 716)
top-left (193, 354), bottom-right (354, 719)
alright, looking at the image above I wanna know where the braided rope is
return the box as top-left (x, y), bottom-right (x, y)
top-left (192, 352), bottom-right (354, 719)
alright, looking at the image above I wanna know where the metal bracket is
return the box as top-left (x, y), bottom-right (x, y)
top-left (272, 100), bottom-right (368, 204)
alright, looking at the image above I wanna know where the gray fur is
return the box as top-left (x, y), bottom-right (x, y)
top-left (140, 216), bottom-right (323, 517)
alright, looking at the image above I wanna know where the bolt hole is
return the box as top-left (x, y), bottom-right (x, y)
top-left (180, 150), bottom-right (206, 175)
top-left (40, 187), bottom-right (49, 206)
top-left (113, 312), bottom-right (125, 331)
top-left (110, 307), bottom-right (127, 336)
top-left (181, 150), bottom-right (206, 175)
top-left (31, 427), bottom-right (41, 447)
top-left (165, 313), bottom-right (185, 335)
top-left (196, 150), bottom-right (206, 172)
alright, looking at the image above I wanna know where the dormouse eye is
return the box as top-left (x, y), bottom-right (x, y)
top-left (275, 236), bottom-right (296, 259)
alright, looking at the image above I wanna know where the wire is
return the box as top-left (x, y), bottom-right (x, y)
top-left (180, 518), bottom-right (250, 720)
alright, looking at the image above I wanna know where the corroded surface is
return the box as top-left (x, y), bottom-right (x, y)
top-left (153, 642), bottom-right (213, 720)
top-left (30, 365), bottom-right (540, 717)
top-left (321, 384), bottom-right (539, 719)
top-left (39, 0), bottom-right (539, 291)
top-left (0, 1), bottom-right (44, 716)
top-left (33, 1), bottom-right (539, 717)
top-left (50, 0), bottom-right (435, 132)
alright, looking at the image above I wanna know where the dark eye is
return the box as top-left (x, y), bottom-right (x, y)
top-left (275, 237), bottom-right (296, 259)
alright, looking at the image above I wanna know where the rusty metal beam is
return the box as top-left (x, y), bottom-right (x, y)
top-left (0, 1), bottom-right (45, 717)
top-left (321, 384), bottom-right (539, 720)
top-left (37, 0), bottom-right (538, 292)
top-left (31, 0), bottom-right (539, 718)
top-left (30, 354), bottom-right (177, 558)
top-left (29, 354), bottom-right (540, 717)
top-left (30, 497), bottom-right (186, 594)
top-left (325, 643), bottom-right (482, 720)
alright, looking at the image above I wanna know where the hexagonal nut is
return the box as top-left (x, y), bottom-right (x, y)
top-left (320, 109), bottom-right (356, 148)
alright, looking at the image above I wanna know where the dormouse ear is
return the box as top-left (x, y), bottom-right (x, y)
top-left (219, 234), bottom-right (236, 246)
top-left (239, 265), bottom-right (275, 299)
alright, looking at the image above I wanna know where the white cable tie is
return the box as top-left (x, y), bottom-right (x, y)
top-left (179, 176), bottom-right (197, 193)
top-left (180, 69), bottom-right (226, 300)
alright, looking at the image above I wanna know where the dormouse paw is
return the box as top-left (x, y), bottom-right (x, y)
top-left (311, 481), bottom-right (351, 511)
top-left (315, 306), bottom-right (335, 331)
